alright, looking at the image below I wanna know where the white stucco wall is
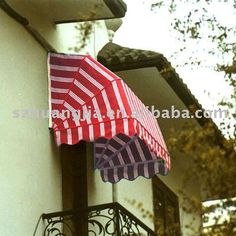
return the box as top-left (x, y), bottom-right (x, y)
top-left (0, 10), bottom-right (62, 236)
top-left (86, 143), bottom-right (113, 206)
top-left (117, 178), bottom-right (154, 229)
top-left (57, 21), bottom-right (110, 58)
top-left (5, 1), bottom-right (110, 56)
top-left (0, 5), bottom-right (112, 235)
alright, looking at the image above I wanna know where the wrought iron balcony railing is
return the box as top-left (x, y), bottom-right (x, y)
top-left (41, 202), bottom-right (156, 236)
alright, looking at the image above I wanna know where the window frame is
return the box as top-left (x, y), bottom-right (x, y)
top-left (152, 176), bottom-right (181, 236)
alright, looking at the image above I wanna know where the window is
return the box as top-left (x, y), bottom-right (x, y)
top-left (152, 176), bottom-right (180, 236)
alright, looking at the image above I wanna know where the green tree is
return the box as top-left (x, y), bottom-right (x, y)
top-left (151, 1), bottom-right (236, 235)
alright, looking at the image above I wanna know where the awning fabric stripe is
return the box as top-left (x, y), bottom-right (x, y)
top-left (48, 52), bottom-right (170, 183)
top-left (95, 134), bottom-right (167, 183)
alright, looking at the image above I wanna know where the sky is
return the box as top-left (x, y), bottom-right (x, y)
top-left (202, 197), bottom-right (236, 228)
top-left (114, 0), bottom-right (235, 125)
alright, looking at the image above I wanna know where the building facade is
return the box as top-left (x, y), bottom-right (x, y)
top-left (0, 1), bottom-right (207, 235)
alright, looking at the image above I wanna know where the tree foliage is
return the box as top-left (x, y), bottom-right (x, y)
top-left (152, 0), bottom-right (236, 135)
top-left (151, 0), bottom-right (236, 235)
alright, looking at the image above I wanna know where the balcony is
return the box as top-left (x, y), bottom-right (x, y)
top-left (41, 202), bottom-right (156, 236)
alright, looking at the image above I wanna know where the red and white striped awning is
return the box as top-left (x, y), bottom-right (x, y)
top-left (48, 52), bottom-right (170, 183)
